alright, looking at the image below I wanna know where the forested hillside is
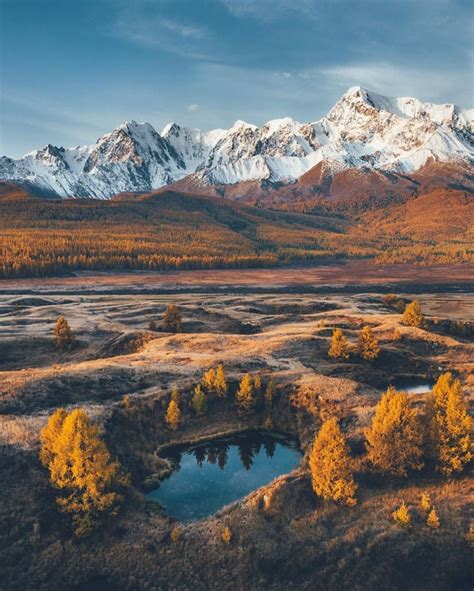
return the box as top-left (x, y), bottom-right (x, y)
top-left (0, 184), bottom-right (472, 278)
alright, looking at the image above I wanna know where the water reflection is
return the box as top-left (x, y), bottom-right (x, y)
top-left (172, 433), bottom-right (289, 472)
top-left (175, 435), bottom-right (282, 471)
top-left (148, 431), bottom-right (301, 521)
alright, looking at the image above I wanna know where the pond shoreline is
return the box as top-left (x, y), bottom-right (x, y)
top-left (143, 427), bottom-right (302, 493)
top-left (145, 428), bottom-right (303, 522)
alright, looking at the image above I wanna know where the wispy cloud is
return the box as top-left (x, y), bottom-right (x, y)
top-left (218, 0), bottom-right (319, 21)
top-left (187, 103), bottom-right (200, 112)
top-left (160, 19), bottom-right (207, 39)
top-left (111, 5), bottom-right (213, 60)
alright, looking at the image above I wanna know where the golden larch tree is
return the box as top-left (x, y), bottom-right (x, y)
top-left (202, 367), bottom-right (216, 394)
top-left (365, 386), bottom-right (424, 476)
top-left (357, 325), bottom-right (380, 361)
top-left (328, 328), bottom-right (350, 360)
top-left (165, 399), bottom-right (181, 431)
top-left (425, 372), bottom-right (472, 476)
top-left (171, 385), bottom-right (180, 404)
top-left (53, 316), bottom-right (75, 350)
top-left (427, 507), bottom-right (440, 529)
top-left (420, 492), bottom-right (431, 512)
top-left (222, 525), bottom-right (232, 544)
top-left (236, 373), bottom-right (255, 414)
top-left (40, 408), bottom-right (124, 536)
top-left (402, 300), bottom-right (425, 328)
top-left (392, 502), bottom-right (411, 526)
top-left (214, 364), bottom-right (228, 397)
top-left (162, 304), bottom-right (182, 332)
top-left (309, 417), bottom-right (357, 505)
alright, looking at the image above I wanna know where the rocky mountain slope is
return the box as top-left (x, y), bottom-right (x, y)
top-left (1, 87), bottom-right (472, 199)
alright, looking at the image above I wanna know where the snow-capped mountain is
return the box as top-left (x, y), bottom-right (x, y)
top-left (1, 87), bottom-right (472, 198)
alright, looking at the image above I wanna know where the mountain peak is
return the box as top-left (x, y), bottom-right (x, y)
top-left (230, 120), bottom-right (258, 132)
top-left (1, 88), bottom-right (472, 198)
top-left (161, 122), bottom-right (181, 137)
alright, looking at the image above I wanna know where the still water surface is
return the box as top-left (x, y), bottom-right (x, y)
top-left (391, 378), bottom-right (433, 394)
top-left (147, 431), bottom-right (301, 521)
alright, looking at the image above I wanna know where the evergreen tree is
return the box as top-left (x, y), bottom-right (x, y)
top-left (357, 325), bottom-right (380, 361)
top-left (365, 386), bottom-right (424, 476)
top-left (191, 384), bottom-right (207, 415)
top-left (328, 328), bottom-right (350, 360)
top-left (309, 418), bottom-right (357, 505)
top-left (236, 373), bottom-right (255, 414)
top-left (214, 364), bottom-right (228, 398)
top-left (264, 379), bottom-right (275, 405)
top-left (165, 400), bottom-right (181, 431)
top-left (39, 408), bottom-right (123, 536)
top-left (425, 372), bottom-right (472, 476)
top-left (253, 374), bottom-right (262, 395)
top-left (53, 316), bottom-right (75, 350)
top-left (402, 300), bottom-right (425, 328)
top-left (162, 304), bottom-right (182, 332)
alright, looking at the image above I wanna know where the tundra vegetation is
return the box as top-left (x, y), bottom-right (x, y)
top-left (0, 289), bottom-right (472, 591)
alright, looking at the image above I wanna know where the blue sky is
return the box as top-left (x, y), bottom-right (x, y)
top-left (1, 0), bottom-right (473, 157)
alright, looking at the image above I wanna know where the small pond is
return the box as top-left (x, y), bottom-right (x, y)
top-left (147, 431), bottom-right (302, 522)
top-left (391, 378), bottom-right (434, 394)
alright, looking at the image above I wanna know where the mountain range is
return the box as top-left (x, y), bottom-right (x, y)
top-left (1, 86), bottom-right (473, 200)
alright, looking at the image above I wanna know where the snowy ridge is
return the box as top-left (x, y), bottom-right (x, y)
top-left (1, 87), bottom-right (472, 198)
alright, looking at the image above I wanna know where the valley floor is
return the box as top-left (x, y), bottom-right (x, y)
top-left (0, 261), bottom-right (473, 295)
top-left (0, 275), bottom-right (473, 590)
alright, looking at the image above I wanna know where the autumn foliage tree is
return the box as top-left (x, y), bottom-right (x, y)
top-left (53, 316), bottom-right (75, 350)
top-left (357, 325), bottom-right (380, 361)
top-left (214, 364), bottom-right (228, 397)
top-left (163, 304), bottom-right (182, 332)
top-left (402, 300), bottom-right (425, 328)
top-left (309, 418), bottom-right (357, 505)
top-left (425, 372), bottom-right (472, 476)
top-left (427, 508), bottom-right (440, 529)
top-left (236, 373), bottom-right (255, 414)
top-left (165, 399), bottom-right (181, 431)
top-left (40, 408), bottom-right (124, 535)
top-left (392, 502), bottom-right (411, 526)
top-left (171, 385), bottom-right (180, 404)
top-left (202, 364), bottom-right (228, 397)
top-left (202, 367), bottom-right (216, 393)
top-left (328, 329), bottom-right (350, 360)
top-left (365, 386), bottom-right (424, 477)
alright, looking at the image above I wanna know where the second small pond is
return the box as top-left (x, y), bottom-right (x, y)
top-left (147, 430), bottom-right (302, 522)
top-left (391, 377), bottom-right (434, 394)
